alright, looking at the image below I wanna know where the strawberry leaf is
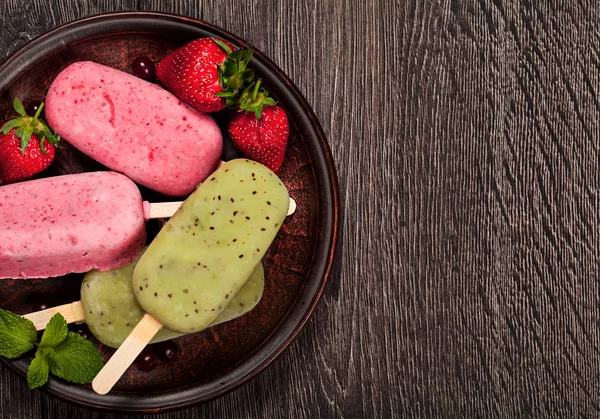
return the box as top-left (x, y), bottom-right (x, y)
top-left (39, 125), bottom-right (60, 145)
top-left (39, 137), bottom-right (47, 154)
top-left (1, 118), bottom-right (20, 135)
top-left (230, 49), bottom-right (252, 68)
top-left (240, 69), bottom-right (255, 82)
top-left (224, 96), bottom-right (240, 108)
top-left (215, 45), bottom-right (258, 108)
top-left (215, 91), bottom-right (237, 98)
top-left (212, 38), bottom-right (233, 55)
top-left (13, 98), bottom-right (26, 117)
top-left (14, 125), bottom-right (24, 138)
top-left (47, 132), bottom-right (60, 146)
top-left (20, 125), bottom-right (33, 154)
top-left (222, 60), bottom-right (239, 79)
top-left (234, 78), bottom-right (277, 119)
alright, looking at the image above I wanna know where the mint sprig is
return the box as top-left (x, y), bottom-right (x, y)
top-left (0, 310), bottom-right (104, 389)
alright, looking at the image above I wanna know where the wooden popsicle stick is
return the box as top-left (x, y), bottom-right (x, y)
top-left (147, 202), bottom-right (183, 219)
top-left (148, 197), bottom-right (297, 219)
top-left (92, 313), bottom-right (163, 395)
top-left (23, 301), bottom-right (85, 331)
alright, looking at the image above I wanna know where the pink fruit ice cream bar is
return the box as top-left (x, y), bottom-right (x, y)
top-left (45, 61), bottom-right (223, 197)
top-left (0, 172), bottom-right (146, 279)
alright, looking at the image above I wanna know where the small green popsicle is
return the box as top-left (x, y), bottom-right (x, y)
top-left (81, 249), bottom-right (265, 348)
top-left (132, 159), bottom-right (289, 334)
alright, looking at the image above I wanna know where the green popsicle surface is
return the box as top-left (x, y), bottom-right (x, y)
top-left (81, 249), bottom-right (265, 348)
top-left (132, 159), bottom-right (289, 333)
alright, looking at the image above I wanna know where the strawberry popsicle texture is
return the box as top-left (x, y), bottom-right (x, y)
top-left (45, 61), bottom-right (223, 197)
top-left (0, 172), bottom-right (147, 279)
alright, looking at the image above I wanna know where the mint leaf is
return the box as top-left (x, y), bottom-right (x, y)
top-left (27, 350), bottom-right (50, 389)
top-left (39, 314), bottom-right (68, 348)
top-left (0, 309), bottom-right (37, 358)
top-left (49, 332), bottom-right (104, 384)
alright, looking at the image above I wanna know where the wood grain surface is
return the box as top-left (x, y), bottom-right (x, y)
top-left (1, 0), bottom-right (599, 417)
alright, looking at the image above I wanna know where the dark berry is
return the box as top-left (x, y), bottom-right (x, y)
top-left (26, 100), bottom-right (43, 117)
top-left (135, 346), bottom-right (158, 371)
top-left (69, 323), bottom-right (91, 340)
top-left (221, 135), bottom-right (243, 161)
top-left (153, 340), bottom-right (178, 362)
top-left (131, 56), bottom-right (156, 82)
top-left (31, 297), bottom-right (50, 312)
top-left (146, 218), bottom-right (167, 242)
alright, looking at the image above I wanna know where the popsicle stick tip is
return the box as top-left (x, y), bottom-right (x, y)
top-left (92, 381), bottom-right (111, 395)
top-left (287, 197), bottom-right (296, 216)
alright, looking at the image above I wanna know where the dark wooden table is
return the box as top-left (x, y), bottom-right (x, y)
top-left (2, 0), bottom-right (599, 417)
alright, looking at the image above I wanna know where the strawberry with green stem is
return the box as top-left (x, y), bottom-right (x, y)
top-left (0, 98), bottom-right (60, 184)
top-left (156, 37), bottom-right (256, 113)
top-left (228, 79), bottom-right (289, 172)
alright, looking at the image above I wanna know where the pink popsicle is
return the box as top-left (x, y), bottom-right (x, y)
top-left (0, 172), bottom-right (146, 279)
top-left (45, 61), bottom-right (223, 197)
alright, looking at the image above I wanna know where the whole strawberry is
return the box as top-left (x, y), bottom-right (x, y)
top-left (157, 38), bottom-right (255, 113)
top-left (229, 81), bottom-right (289, 172)
top-left (0, 98), bottom-right (60, 184)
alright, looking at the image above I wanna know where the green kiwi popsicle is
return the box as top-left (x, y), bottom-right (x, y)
top-left (132, 159), bottom-right (289, 334)
top-left (81, 249), bottom-right (265, 348)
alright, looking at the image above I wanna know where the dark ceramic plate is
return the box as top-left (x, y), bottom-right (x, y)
top-left (0, 11), bottom-right (338, 412)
